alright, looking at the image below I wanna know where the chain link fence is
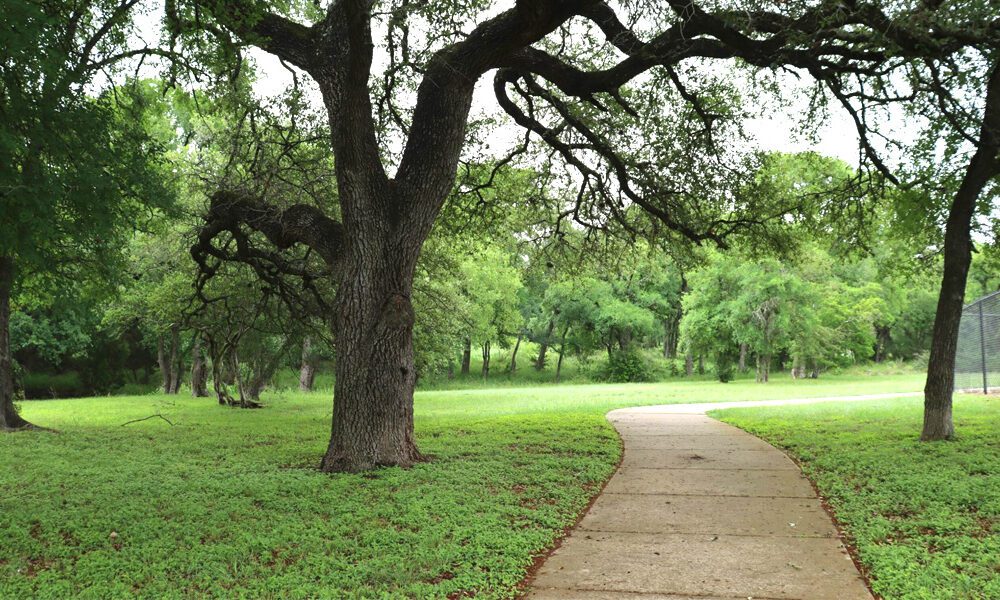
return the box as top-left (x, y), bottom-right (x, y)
top-left (955, 291), bottom-right (1000, 393)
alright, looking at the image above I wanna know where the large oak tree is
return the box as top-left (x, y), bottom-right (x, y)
top-left (176, 0), bottom-right (999, 470)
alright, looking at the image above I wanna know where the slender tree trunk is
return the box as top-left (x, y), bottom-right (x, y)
top-left (738, 344), bottom-right (747, 372)
top-left (555, 325), bottom-right (569, 382)
top-left (668, 309), bottom-right (682, 358)
top-left (481, 340), bottom-right (491, 379)
top-left (191, 333), bottom-right (209, 397)
top-left (207, 337), bottom-right (234, 406)
top-left (157, 334), bottom-right (171, 394)
top-left (0, 256), bottom-right (32, 430)
top-left (299, 336), bottom-right (317, 391)
top-left (536, 319), bottom-right (554, 370)
top-left (460, 337), bottom-right (471, 375)
top-left (791, 359), bottom-right (805, 379)
top-left (231, 349), bottom-right (258, 408)
top-left (756, 354), bottom-right (771, 383)
top-left (873, 326), bottom-right (891, 363)
top-left (618, 330), bottom-right (631, 353)
top-left (245, 337), bottom-right (295, 405)
top-left (923, 66), bottom-right (1000, 441)
top-left (697, 354), bottom-right (704, 375)
top-left (509, 333), bottom-right (522, 373)
top-left (685, 351), bottom-right (694, 377)
top-left (168, 324), bottom-right (182, 394)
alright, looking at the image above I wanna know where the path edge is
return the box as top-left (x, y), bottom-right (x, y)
top-left (710, 410), bottom-right (883, 600)
top-left (514, 415), bottom-right (626, 598)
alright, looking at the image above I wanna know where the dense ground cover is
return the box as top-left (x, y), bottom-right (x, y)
top-left (1, 374), bottom-right (921, 598)
top-left (714, 395), bottom-right (999, 600)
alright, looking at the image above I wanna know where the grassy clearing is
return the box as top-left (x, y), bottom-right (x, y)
top-left (713, 395), bottom-right (999, 600)
top-left (2, 374), bottom-right (922, 598)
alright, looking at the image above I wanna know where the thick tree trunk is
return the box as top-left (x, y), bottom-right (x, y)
top-left (738, 344), bottom-right (748, 373)
top-left (535, 319), bottom-right (554, 370)
top-left (460, 337), bottom-right (471, 375)
top-left (0, 256), bottom-right (32, 430)
top-left (319, 252), bottom-right (423, 473)
top-left (923, 66), bottom-right (1000, 441)
top-left (190, 333), bottom-right (209, 397)
top-left (684, 351), bottom-right (694, 377)
top-left (299, 336), bottom-right (317, 391)
top-left (509, 333), bottom-right (522, 373)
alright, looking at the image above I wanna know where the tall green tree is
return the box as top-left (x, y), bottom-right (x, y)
top-left (0, 1), bottom-right (173, 429)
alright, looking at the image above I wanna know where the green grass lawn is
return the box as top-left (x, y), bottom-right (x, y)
top-left (1, 373), bottom-right (922, 599)
top-left (713, 395), bottom-right (999, 600)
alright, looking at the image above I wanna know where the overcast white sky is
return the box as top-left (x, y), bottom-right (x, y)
top-left (133, 3), bottom-right (909, 174)
top-left (244, 46), bottom-right (873, 162)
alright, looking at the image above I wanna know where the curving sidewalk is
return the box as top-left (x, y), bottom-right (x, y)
top-left (525, 392), bottom-right (920, 600)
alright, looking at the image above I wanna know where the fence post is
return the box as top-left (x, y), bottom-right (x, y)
top-left (979, 300), bottom-right (988, 394)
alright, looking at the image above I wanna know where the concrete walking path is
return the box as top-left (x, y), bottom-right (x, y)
top-left (526, 392), bottom-right (921, 599)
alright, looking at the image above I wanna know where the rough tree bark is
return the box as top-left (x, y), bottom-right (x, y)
top-left (320, 253), bottom-right (423, 472)
top-left (190, 332), bottom-right (209, 397)
top-left (299, 336), bottom-right (317, 391)
top-left (0, 256), bottom-right (33, 430)
top-left (738, 343), bottom-right (748, 373)
top-left (535, 319), bottom-right (554, 370)
top-left (922, 66), bottom-right (1000, 441)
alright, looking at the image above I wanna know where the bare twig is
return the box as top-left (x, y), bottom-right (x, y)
top-left (120, 414), bottom-right (175, 427)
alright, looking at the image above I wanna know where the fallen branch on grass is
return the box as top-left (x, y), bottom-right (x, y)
top-left (120, 414), bottom-right (174, 427)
